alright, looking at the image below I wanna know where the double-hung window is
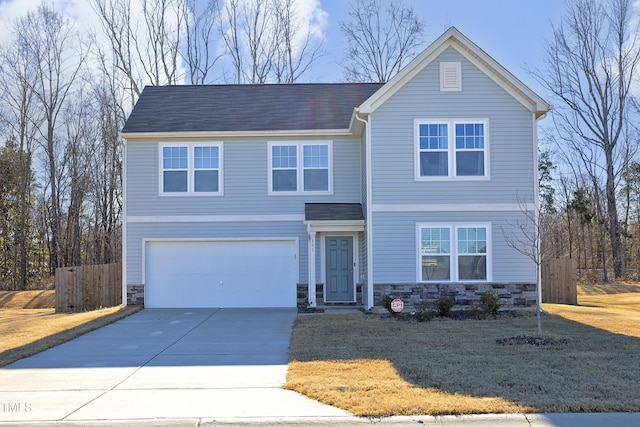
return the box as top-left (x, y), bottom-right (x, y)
top-left (160, 143), bottom-right (222, 195)
top-left (418, 223), bottom-right (490, 282)
top-left (416, 119), bottom-right (488, 179)
top-left (162, 146), bottom-right (188, 192)
top-left (269, 141), bottom-right (332, 194)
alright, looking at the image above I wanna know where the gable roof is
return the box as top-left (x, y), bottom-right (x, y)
top-left (357, 27), bottom-right (551, 119)
top-left (121, 83), bottom-right (383, 135)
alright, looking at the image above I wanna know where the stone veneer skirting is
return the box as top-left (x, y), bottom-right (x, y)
top-left (129, 283), bottom-right (534, 308)
top-left (374, 283), bottom-right (537, 309)
top-left (127, 285), bottom-right (145, 305)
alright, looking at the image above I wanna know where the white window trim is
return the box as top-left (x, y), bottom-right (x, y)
top-left (440, 62), bottom-right (462, 91)
top-left (416, 222), bottom-right (492, 283)
top-left (267, 140), bottom-right (333, 195)
top-left (159, 142), bottom-right (224, 196)
top-left (414, 119), bottom-right (490, 181)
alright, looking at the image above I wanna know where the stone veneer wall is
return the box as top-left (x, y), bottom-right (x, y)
top-left (374, 283), bottom-right (537, 309)
top-left (127, 285), bottom-right (144, 305)
top-left (128, 283), bottom-right (532, 308)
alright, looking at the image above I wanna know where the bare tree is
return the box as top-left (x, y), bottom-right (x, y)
top-left (91, 0), bottom-right (185, 101)
top-left (87, 74), bottom-right (124, 265)
top-left (221, 0), bottom-right (275, 83)
top-left (182, 0), bottom-right (223, 84)
top-left (220, 0), bottom-right (325, 84)
top-left (271, 0), bottom-right (325, 83)
top-left (60, 92), bottom-right (93, 267)
top-left (13, 3), bottom-right (87, 272)
top-left (137, 0), bottom-right (183, 86)
top-left (340, 0), bottom-right (425, 83)
top-left (533, 0), bottom-right (640, 278)
top-left (502, 198), bottom-right (552, 335)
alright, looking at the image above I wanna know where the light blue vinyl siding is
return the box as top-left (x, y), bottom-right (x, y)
top-left (125, 136), bottom-right (362, 287)
top-left (370, 47), bottom-right (536, 205)
top-left (126, 221), bottom-right (306, 285)
top-left (126, 136), bottom-right (362, 216)
top-left (371, 211), bottom-right (535, 284)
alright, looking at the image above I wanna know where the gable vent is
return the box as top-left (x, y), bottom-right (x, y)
top-left (440, 62), bottom-right (462, 91)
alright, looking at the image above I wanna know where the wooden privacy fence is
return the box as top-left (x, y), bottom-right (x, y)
top-left (542, 256), bottom-right (577, 305)
top-left (55, 263), bottom-right (122, 312)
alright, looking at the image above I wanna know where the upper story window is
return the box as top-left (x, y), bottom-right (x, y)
top-left (160, 143), bottom-right (223, 195)
top-left (415, 119), bottom-right (488, 180)
top-left (418, 223), bottom-right (490, 283)
top-left (269, 141), bottom-right (332, 194)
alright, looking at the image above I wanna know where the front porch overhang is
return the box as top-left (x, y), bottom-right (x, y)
top-left (304, 203), bottom-right (365, 307)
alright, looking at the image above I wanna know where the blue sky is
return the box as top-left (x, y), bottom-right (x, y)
top-left (318, 0), bottom-right (567, 95)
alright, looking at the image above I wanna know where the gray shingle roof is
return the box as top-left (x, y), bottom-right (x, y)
top-left (122, 83), bottom-right (384, 133)
top-left (305, 203), bottom-right (364, 221)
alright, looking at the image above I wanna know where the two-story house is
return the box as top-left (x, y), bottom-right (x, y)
top-left (121, 27), bottom-right (550, 309)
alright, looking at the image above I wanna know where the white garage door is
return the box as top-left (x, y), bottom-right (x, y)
top-left (145, 240), bottom-right (297, 308)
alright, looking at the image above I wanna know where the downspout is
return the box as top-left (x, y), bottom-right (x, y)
top-left (120, 136), bottom-right (128, 306)
top-left (307, 223), bottom-right (316, 308)
top-left (354, 109), bottom-right (374, 309)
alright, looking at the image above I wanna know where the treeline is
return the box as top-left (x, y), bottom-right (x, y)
top-left (0, 4), bottom-right (124, 289)
top-left (535, 0), bottom-right (640, 282)
top-left (540, 157), bottom-right (640, 282)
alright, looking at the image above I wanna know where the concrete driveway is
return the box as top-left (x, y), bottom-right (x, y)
top-left (0, 308), bottom-right (351, 424)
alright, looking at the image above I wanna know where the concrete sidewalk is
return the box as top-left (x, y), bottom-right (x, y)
top-left (0, 308), bottom-right (638, 426)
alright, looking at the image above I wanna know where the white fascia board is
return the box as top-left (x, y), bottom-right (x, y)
top-left (121, 128), bottom-right (353, 141)
top-left (357, 27), bottom-right (551, 118)
top-left (303, 220), bottom-right (365, 232)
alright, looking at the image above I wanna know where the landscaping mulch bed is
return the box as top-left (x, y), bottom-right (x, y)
top-left (380, 309), bottom-right (534, 322)
top-left (496, 334), bottom-right (570, 346)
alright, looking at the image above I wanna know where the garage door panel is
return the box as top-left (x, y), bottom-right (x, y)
top-left (145, 240), bottom-right (297, 308)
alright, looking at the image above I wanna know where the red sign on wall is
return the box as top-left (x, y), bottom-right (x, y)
top-left (391, 298), bottom-right (404, 313)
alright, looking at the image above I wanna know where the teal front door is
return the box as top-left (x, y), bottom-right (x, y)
top-left (325, 236), bottom-right (354, 302)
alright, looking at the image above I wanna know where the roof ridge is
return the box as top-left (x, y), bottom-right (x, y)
top-left (142, 82), bottom-right (385, 89)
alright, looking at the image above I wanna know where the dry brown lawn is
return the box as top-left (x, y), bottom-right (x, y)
top-left (285, 284), bottom-right (640, 417)
top-left (0, 291), bottom-right (142, 367)
top-left (0, 290), bottom-right (55, 309)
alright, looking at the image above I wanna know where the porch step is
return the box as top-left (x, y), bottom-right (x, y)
top-left (316, 304), bottom-right (364, 314)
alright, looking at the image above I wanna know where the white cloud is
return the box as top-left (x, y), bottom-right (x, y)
top-left (294, 0), bottom-right (328, 42)
top-left (0, 0), bottom-right (104, 45)
top-left (0, 0), bottom-right (43, 43)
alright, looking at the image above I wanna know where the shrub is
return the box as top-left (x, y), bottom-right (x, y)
top-left (413, 301), bottom-right (436, 322)
top-left (472, 291), bottom-right (502, 320)
top-left (381, 294), bottom-right (397, 316)
top-left (434, 296), bottom-right (456, 317)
